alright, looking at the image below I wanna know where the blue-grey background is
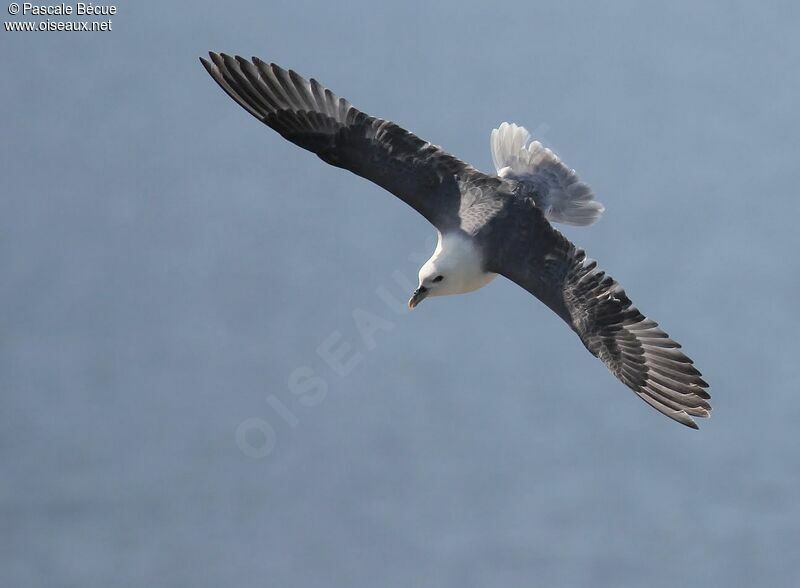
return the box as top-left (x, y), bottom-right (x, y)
top-left (3, 1), bottom-right (799, 586)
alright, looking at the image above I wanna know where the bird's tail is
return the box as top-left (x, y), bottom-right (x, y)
top-left (490, 122), bottom-right (604, 227)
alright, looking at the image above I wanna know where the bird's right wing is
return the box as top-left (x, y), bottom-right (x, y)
top-left (201, 52), bottom-right (478, 231)
top-left (490, 122), bottom-right (604, 226)
top-left (485, 199), bottom-right (710, 428)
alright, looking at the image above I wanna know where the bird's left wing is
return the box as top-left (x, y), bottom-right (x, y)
top-left (484, 199), bottom-right (710, 428)
top-left (201, 52), bottom-right (477, 231)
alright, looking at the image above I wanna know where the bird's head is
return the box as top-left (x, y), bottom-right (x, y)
top-left (408, 261), bottom-right (448, 309)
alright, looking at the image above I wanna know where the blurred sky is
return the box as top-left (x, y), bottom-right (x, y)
top-left (2, 1), bottom-right (800, 587)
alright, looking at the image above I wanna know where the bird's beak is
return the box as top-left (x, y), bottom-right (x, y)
top-left (408, 286), bottom-right (429, 309)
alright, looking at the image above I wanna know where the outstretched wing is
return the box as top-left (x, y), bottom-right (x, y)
top-left (201, 52), bottom-right (477, 230)
top-left (485, 200), bottom-right (710, 428)
top-left (490, 122), bottom-right (604, 226)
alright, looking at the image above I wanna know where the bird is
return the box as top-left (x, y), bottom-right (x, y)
top-left (200, 52), bottom-right (711, 429)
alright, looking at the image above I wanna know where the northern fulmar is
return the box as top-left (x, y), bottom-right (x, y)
top-left (201, 52), bottom-right (710, 429)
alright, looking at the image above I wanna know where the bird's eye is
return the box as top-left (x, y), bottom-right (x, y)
top-left (432, 275), bottom-right (444, 283)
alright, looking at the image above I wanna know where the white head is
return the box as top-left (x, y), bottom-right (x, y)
top-left (407, 257), bottom-right (450, 309)
top-left (407, 232), bottom-right (497, 309)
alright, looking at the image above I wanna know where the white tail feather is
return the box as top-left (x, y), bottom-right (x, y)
top-left (490, 122), bottom-right (604, 226)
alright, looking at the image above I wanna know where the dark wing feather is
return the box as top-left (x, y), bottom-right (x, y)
top-left (200, 52), bottom-right (475, 230)
top-left (484, 199), bottom-right (710, 428)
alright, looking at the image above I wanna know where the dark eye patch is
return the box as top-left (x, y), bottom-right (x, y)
top-left (432, 275), bottom-right (444, 283)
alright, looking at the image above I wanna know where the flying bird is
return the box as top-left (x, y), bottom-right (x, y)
top-left (200, 52), bottom-right (711, 428)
